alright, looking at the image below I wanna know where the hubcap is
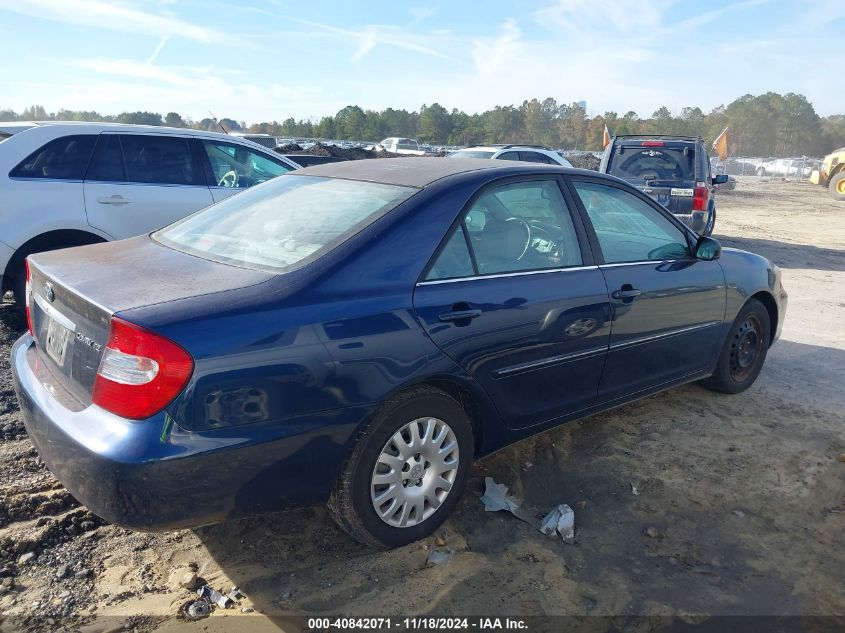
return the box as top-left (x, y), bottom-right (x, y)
top-left (370, 417), bottom-right (459, 528)
top-left (837, 179), bottom-right (845, 195)
top-left (729, 316), bottom-right (763, 381)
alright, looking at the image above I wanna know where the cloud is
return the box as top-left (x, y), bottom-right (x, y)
top-left (145, 37), bottom-right (170, 65)
top-left (0, 0), bottom-right (241, 45)
top-left (291, 18), bottom-right (452, 61)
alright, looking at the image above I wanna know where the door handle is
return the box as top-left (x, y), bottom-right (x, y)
top-left (438, 308), bottom-right (482, 322)
top-left (96, 195), bottom-right (131, 206)
top-left (611, 287), bottom-right (642, 300)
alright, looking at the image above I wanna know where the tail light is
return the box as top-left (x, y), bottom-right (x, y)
top-left (24, 259), bottom-right (33, 336)
top-left (692, 183), bottom-right (709, 211)
top-left (92, 317), bottom-right (193, 420)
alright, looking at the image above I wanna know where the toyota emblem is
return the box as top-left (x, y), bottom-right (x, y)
top-left (44, 282), bottom-right (55, 303)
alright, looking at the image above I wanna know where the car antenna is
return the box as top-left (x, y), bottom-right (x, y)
top-left (208, 111), bottom-right (228, 134)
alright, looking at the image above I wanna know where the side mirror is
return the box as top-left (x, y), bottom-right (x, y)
top-left (712, 174), bottom-right (729, 185)
top-left (695, 236), bottom-right (721, 260)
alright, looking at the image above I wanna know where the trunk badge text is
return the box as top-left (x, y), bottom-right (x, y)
top-left (44, 282), bottom-right (55, 303)
top-left (75, 333), bottom-right (102, 353)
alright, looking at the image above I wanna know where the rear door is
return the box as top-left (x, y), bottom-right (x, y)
top-left (568, 177), bottom-right (726, 401)
top-left (83, 133), bottom-right (213, 238)
top-left (413, 177), bottom-right (612, 429)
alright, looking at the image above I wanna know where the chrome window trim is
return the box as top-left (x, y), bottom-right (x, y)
top-left (416, 265), bottom-right (600, 286)
top-left (599, 259), bottom-right (685, 268)
top-left (81, 180), bottom-right (210, 188)
top-left (608, 321), bottom-right (722, 351)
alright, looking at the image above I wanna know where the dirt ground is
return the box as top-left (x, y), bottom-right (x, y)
top-left (0, 179), bottom-right (843, 632)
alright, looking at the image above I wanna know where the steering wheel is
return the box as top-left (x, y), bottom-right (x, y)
top-left (218, 170), bottom-right (239, 188)
top-left (506, 217), bottom-right (532, 260)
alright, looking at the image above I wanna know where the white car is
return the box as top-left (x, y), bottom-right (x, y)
top-left (756, 157), bottom-right (813, 177)
top-left (0, 121), bottom-right (299, 305)
top-left (377, 138), bottom-right (427, 156)
top-left (447, 145), bottom-right (574, 167)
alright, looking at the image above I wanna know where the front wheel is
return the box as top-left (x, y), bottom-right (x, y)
top-left (327, 388), bottom-right (474, 548)
top-left (701, 299), bottom-right (771, 394)
top-left (829, 172), bottom-right (845, 201)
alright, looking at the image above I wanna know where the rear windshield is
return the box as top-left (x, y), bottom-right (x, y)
top-left (155, 175), bottom-right (415, 272)
top-left (448, 150), bottom-right (494, 159)
top-left (608, 146), bottom-right (695, 181)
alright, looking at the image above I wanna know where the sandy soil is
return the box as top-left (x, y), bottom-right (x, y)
top-left (0, 179), bottom-right (843, 632)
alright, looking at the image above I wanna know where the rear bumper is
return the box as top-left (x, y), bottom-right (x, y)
top-left (11, 334), bottom-right (363, 531)
top-left (674, 210), bottom-right (707, 233)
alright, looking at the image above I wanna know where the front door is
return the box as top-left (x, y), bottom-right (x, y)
top-left (413, 178), bottom-right (612, 429)
top-left (83, 133), bottom-right (213, 238)
top-left (568, 178), bottom-right (726, 401)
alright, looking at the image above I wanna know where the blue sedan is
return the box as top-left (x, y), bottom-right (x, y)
top-left (12, 158), bottom-right (786, 548)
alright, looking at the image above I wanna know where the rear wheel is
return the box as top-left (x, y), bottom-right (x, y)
top-left (702, 208), bottom-right (716, 237)
top-left (701, 299), bottom-right (771, 394)
top-left (830, 172), bottom-right (845, 201)
top-left (327, 387), bottom-right (473, 548)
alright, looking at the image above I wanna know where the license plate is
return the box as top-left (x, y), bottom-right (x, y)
top-left (670, 188), bottom-right (694, 197)
top-left (44, 316), bottom-right (73, 366)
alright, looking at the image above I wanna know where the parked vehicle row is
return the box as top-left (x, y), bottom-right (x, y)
top-left (0, 122), bottom-right (297, 306)
top-left (11, 157), bottom-right (786, 547)
top-left (447, 144), bottom-right (574, 167)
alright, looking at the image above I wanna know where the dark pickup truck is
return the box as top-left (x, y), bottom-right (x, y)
top-left (600, 135), bottom-right (728, 236)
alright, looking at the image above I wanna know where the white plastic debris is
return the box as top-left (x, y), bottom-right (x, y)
top-left (539, 504), bottom-right (575, 543)
top-left (425, 547), bottom-right (453, 567)
top-left (631, 483), bottom-right (639, 496)
top-left (480, 477), bottom-right (520, 513)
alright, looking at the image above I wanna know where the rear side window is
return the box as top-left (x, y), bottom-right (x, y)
top-left (10, 135), bottom-right (97, 180)
top-left (120, 135), bottom-right (199, 185)
top-left (86, 135), bottom-right (126, 182)
top-left (519, 151), bottom-right (552, 164)
top-left (608, 146), bottom-right (695, 181)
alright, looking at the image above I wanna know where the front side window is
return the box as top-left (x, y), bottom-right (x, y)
top-left (10, 135), bottom-right (97, 180)
top-left (120, 135), bottom-right (199, 185)
top-left (86, 134), bottom-right (126, 182)
top-left (572, 181), bottom-right (689, 263)
top-left (426, 180), bottom-right (583, 280)
top-left (155, 175), bottom-right (415, 272)
top-left (519, 151), bottom-right (551, 164)
top-left (202, 141), bottom-right (291, 189)
top-left (449, 150), bottom-right (495, 159)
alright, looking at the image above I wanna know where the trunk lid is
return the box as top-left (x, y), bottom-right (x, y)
top-left (27, 236), bottom-right (273, 406)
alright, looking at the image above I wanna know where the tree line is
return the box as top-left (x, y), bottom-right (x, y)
top-left (3, 92), bottom-right (843, 157)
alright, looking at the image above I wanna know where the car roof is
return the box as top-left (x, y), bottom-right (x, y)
top-left (292, 157), bottom-right (590, 188)
top-left (11, 120), bottom-right (261, 143)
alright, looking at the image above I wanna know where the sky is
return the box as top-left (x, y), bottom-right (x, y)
top-left (0, 0), bottom-right (842, 124)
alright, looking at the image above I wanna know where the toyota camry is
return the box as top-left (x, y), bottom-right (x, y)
top-left (12, 158), bottom-right (786, 548)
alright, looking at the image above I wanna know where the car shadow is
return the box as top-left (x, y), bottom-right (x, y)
top-left (713, 234), bottom-right (845, 272)
top-left (192, 339), bottom-right (845, 622)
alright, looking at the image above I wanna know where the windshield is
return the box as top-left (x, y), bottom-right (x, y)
top-left (155, 175), bottom-right (415, 272)
top-left (448, 150), bottom-right (495, 159)
top-left (608, 146), bottom-right (695, 181)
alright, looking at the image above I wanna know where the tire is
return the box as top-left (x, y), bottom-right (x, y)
top-left (701, 298), bottom-right (771, 394)
top-left (327, 387), bottom-right (474, 548)
top-left (702, 207), bottom-right (716, 237)
top-left (756, 167), bottom-right (766, 177)
top-left (829, 172), bottom-right (845, 201)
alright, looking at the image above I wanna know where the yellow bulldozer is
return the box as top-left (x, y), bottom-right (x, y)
top-left (810, 148), bottom-right (845, 200)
